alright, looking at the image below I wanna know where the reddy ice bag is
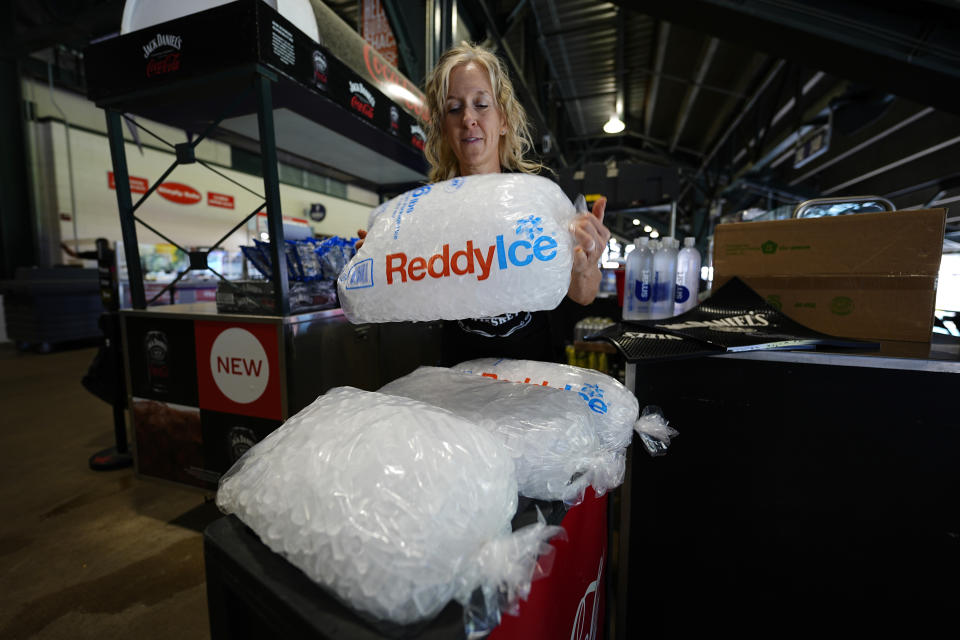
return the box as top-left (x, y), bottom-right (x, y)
top-left (379, 366), bottom-right (625, 502)
top-left (453, 358), bottom-right (641, 452)
top-left (338, 173), bottom-right (577, 323)
top-left (216, 387), bottom-right (562, 629)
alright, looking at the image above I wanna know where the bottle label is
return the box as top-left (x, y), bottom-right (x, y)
top-left (675, 284), bottom-right (690, 303)
top-left (636, 271), bottom-right (650, 302)
top-left (653, 271), bottom-right (668, 303)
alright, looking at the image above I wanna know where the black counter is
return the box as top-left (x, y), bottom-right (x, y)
top-left (621, 335), bottom-right (960, 635)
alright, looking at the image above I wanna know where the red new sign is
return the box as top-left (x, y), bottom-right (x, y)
top-left (207, 192), bottom-right (235, 209)
top-left (157, 182), bottom-right (202, 205)
top-left (107, 171), bottom-right (149, 194)
top-left (194, 321), bottom-right (282, 420)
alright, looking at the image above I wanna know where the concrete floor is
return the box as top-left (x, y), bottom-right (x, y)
top-left (0, 344), bottom-right (215, 640)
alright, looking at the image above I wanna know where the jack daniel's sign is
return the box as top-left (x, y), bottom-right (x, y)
top-left (143, 33), bottom-right (182, 77)
top-left (349, 80), bottom-right (376, 119)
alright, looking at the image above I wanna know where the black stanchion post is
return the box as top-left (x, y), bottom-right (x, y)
top-left (88, 237), bottom-right (133, 470)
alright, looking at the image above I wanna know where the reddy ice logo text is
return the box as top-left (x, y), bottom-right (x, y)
top-left (479, 371), bottom-right (609, 415)
top-left (384, 226), bottom-right (558, 285)
top-left (344, 218), bottom-right (559, 289)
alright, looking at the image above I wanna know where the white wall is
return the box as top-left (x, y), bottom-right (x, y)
top-left (23, 79), bottom-right (379, 257)
top-left (23, 77), bottom-right (232, 165)
top-left (47, 126), bottom-right (374, 251)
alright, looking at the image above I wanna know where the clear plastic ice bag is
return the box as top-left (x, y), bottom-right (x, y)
top-left (338, 173), bottom-right (577, 323)
top-left (379, 367), bottom-right (626, 503)
top-left (216, 387), bottom-right (561, 629)
top-left (635, 405), bottom-right (678, 456)
top-left (452, 358), bottom-right (641, 451)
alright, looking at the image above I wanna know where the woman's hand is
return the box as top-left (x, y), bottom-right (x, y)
top-left (355, 229), bottom-right (367, 250)
top-left (567, 196), bottom-right (610, 305)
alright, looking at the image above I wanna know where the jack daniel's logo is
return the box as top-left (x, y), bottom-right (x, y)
top-left (662, 311), bottom-right (772, 333)
top-left (143, 33), bottom-right (182, 58)
top-left (410, 124), bottom-right (425, 150)
top-left (312, 50), bottom-right (328, 89)
top-left (349, 81), bottom-right (375, 119)
top-left (349, 81), bottom-right (375, 105)
top-left (143, 33), bottom-right (182, 77)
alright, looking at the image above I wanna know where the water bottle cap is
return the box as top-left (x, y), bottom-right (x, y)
top-left (684, 237), bottom-right (695, 247)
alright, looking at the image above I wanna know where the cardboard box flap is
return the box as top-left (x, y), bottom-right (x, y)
top-left (713, 274), bottom-right (938, 342)
top-left (716, 274), bottom-right (937, 292)
top-left (714, 208), bottom-right (946, 277)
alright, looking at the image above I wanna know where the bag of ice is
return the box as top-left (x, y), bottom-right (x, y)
top-left (338, 173), bottom-right (577, 323)
top-left (216, 386), bottom-right (562, 628)
top-left (453, 358), bottom-right (641, 452)
top-left (379, 367), bottom-right (626, 503)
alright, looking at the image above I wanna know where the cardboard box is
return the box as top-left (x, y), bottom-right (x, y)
top-left (712, 209), bottom-right (946, 342)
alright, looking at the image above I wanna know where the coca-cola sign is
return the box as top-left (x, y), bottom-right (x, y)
top-left (143, 32), bottom-right (182, 78)
top-left (349, 80), bottom-right (375, 119)
top-left (410, 124), bottom-right (426, 151)
top-left (157, 182), bottom-right (202, 205)
top-left (362, 43), bottom-right (429, 123)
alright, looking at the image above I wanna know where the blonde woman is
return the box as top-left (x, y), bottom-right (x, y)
top-left (360, 42), bottom-right (610, 362)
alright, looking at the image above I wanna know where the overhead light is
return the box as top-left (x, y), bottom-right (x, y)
top-left (384, 83), bottom-right (420, 105)
top-left (603, 115), bottom-right (625, 134)
top-left (643, 225), bottom-right (652, 232)
top-left (650, 230), bottom-right (660, 238)
top-left (632, 218), bottom-right (641, 226)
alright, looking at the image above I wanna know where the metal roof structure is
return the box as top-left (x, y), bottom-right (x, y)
top-left (11, 0), bottom-right (960, 247)
top-left (453, 0), bottom-right (960, 247)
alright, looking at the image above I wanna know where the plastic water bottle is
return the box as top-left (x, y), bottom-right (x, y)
top-left (623, 237), bottom-right (653, 320)
top-left (674, 237), bottom-right (702, 315)
top-left (638, 239), bottom-right (656, 316)
top-left (651, 238), bottom-right (678, 319)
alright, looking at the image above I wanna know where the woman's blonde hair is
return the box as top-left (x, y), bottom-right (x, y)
top-left (423, 41), bottom-right (543, 183)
